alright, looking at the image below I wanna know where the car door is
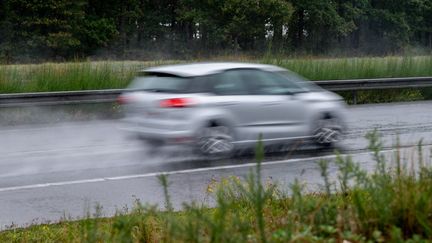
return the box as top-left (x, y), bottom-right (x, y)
top-left (239, 69), bottom-right (308, 141)
top-left (206, 70), bottom-right (261, 142)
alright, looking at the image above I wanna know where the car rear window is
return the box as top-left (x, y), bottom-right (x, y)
top-left (128, 74), bottom-right (196, 93)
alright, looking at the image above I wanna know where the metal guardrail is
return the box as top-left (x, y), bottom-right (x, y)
top-left (315, 77), bottom-right (432, 104)
top-left (0, 89), bottom-right (124, 107)
top-left (1, 77), bottom-right (432, 107)
top-left (315, 77), bottom-right (432, 91)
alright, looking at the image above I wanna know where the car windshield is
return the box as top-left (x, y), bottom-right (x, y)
top-left (277, 70), bottom-right (323, 92)
top-left (128, 74), bottom-right (193, 93)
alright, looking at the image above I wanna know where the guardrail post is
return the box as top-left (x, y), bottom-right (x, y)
top-left (352, 90), bottom-right (357, 105)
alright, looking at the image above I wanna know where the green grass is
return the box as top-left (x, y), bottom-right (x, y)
top-left (0, 61), bottom-right (167, 93)
top-left (2, 132), bottom-right (432, 242)
top-left (1, 56), bottom-right (432, 93)
top-left (265, 55), bottom-right (432, 80)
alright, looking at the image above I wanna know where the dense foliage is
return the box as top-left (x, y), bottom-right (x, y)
top-left (1, 0), bottom-right (432, 61)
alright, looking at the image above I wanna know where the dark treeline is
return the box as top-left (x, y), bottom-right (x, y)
top-left (1, 0), bottom-right (432, 62)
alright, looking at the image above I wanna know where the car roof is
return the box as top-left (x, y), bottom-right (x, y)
top-left (142, 62), bottom-right (286, 77)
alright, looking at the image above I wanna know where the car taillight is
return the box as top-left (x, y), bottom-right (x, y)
top-left (160, 98), bottom-right (195, 108)
top-left (116, 95), bottom-right (130, 104)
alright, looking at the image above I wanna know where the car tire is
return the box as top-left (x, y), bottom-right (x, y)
top-left (312, 116), bottom-right (343, 148)
top-left (195, 125), bottom-right (234, 158)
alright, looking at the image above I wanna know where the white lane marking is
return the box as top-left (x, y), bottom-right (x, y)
top-left (0, 151), bottom-right (378, 193)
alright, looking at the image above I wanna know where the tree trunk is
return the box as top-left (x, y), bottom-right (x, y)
top-left (429, 32), bottom-right (432, 49)
top-left (273, 21), bottom-right (283, 51)
top-left (296, 9), bottom-right (305, 48)
top-left (120, 5), bottom-right (127, 58)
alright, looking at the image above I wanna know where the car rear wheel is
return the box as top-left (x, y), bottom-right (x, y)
top-left (313, 116), bottom-right (342, 147)
top-left (196, 125), bottom-right (234, 158)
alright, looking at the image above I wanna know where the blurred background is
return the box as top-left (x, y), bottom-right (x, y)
top-left (1, 0), bottom-right (432, 62)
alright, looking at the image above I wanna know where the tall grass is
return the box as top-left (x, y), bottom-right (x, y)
top-left (265, 55), bottom-right (432, 80)
top-left (1, 131), bottom-right (432, 242)
top-left (1, 56), bottom-right (432, 94)
top-left (0, 61), bottom-right (180, 93)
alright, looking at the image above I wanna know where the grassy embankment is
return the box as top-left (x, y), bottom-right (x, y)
top-left (1, 132), bottom-right (432, 242)
top-left (1, 56), bottom-right (432, 103)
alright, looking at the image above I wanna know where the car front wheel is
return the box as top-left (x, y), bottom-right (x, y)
top-left (313, 117), bottom-right (343, 147)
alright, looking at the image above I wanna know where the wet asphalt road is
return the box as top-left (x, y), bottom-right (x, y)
top-left (1, 101), bottom-right (432, 228)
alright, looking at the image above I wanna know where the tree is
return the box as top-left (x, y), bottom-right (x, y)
top-left (365, 0), bottom-right (411, 53)
top-left (0, 0), bottom-right (14, 62)
top-left (178, 0), bottom-right (293, 52)
top-left (85, 0), bottom-right (140, 54)
top-left (288, 0), bottom-right (357, 53)
top-left (2, 0), bottom-right (432, 61)
top-left (6, 0), bottom-right (87, 58)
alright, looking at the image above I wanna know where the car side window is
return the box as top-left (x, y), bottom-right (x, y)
top-left (241, 69), bottom-right (308, 95)
top-left (211, 70), bottom-right (249, 95)
top-left (241, 70), bottom-right (288, 95)
top-left (273, 71), bottom-right (308, 93)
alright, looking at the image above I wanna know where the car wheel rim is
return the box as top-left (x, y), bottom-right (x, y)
top-left (198, 126), bottom-right (234, 155)
top-left (314, 119), bottom-right (341, 144)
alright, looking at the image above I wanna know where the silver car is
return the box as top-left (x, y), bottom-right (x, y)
top-left (119, 62), bottom-right (347, 156)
